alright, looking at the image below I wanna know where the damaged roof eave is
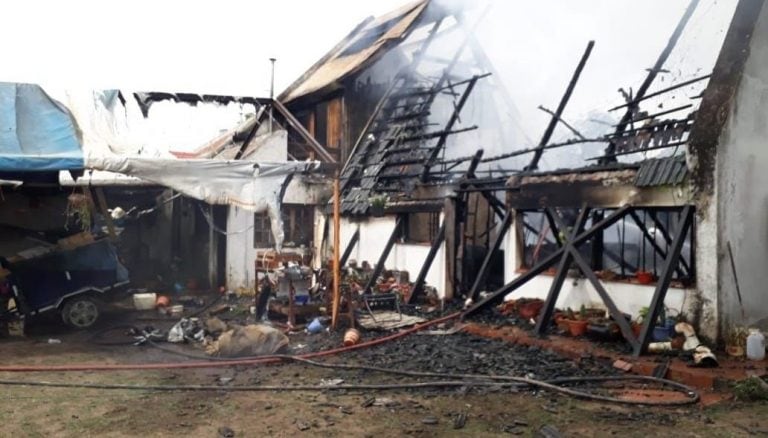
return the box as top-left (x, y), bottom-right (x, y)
top-left (505, 173), bottom-right (692, 210)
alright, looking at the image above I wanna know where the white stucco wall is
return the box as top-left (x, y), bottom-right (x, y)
top-left (340, 216), bottom-right (447, 298)
top-left (717, 3), bottom-right (768, 331)
top-left (503, 214), bottom-right (691, 320)
top-left (223, 131), bottom-right (331, 290)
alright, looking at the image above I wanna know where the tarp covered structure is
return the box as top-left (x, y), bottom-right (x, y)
top-left (0, 81), bottom-right (322, 248)
top-left (0, 83), bottom-right (84, 171)
top-left (86, 157), bottom-right (319, 247)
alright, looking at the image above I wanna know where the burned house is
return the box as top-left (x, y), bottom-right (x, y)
top-left (460, 0), bottom-right (768, 354)
top-left (281, 0), bottom-right (768, 353)
top-left (280, 0), bottom-right (526, 302)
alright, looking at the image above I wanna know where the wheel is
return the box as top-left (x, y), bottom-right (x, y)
top-left (61, 296), bottom-right (99, 329)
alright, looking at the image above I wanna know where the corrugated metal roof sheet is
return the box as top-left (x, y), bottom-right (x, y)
top-left (634, 155), bottom-right (688, 187)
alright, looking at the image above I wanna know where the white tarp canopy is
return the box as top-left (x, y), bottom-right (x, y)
top-left (85, 156), bottom-right (320, 249)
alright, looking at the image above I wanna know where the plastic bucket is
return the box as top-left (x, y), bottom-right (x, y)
top-left (133, 293), bottom-right (157, 310)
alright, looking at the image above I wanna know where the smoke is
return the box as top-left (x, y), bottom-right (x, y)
top-left (415, 0), bottom-right (738, 171)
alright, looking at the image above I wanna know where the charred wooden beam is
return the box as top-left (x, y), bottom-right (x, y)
top-left (363, 217), bottom-right (403, 294)
top-left (469, 209), bottom-right (513, 300)
top-left (587, 140), bottom-right (688, 160)
top-left (538, 105), bottom-right (586, 140)
top-left (568, 244), bottom-right (640, 350)
top-left (628, 210), bottom-right (688, 278)
top-left (527, 40), bottom-right (594, 171)
top-left (601, 0), bottom-right (700, 163)
top-left (272, 100), bottom-right (336, 163)
top-left (339, 228), bottom-right (360, 268)
top-left (234, 105), bottom-right (267, 160)
top-left (647, 210), bottom-right (692, 275)
top-left (381, 125), bottom-right (477, 144)
top-left (614, 103), bottom-right (694, 126)
top-left (534, 207), bottom-right (590, 335)
top-left (634, 206), bottom-right (694, 356)
top-left (407, 221), bottom-right (446, 304)
top-left (608, 75), bottom-right (711, 112)
top-left (420, 76), bottom-right (482, 181)
top-left (463, 206), bottom-right (631, 318)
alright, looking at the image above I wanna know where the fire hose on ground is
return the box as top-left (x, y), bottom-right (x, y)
top-left (0, 311), bottom-right (700, 406)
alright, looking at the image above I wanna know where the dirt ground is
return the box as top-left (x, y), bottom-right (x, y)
top-left (1, 308), bottom-right (766, 437)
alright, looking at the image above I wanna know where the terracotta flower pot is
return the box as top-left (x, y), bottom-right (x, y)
top-left (518, 300), bottom-right (544, 320)
top-left (631, 322), bottom-right (642, 338)
top-left (565, 319), bottom-right (589, 337)
top-left (636, 271), bottom-right (654, 285)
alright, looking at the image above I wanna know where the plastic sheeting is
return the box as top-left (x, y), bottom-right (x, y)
top-left (86, 156), bottom-right (320, 249)
top-left (0, 83), bottom-right (84, 171)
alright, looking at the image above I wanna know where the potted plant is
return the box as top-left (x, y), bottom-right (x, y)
top-left (368, 195), bottom-right (388, 217)
top-left (634, 306), bottom-right (676, 341)
top-left (562, 306), bottom-right (589, 337)
top-left (635, 270), bottom-right (654, 285)
top-left (726, 326), bottom-right (748, 357)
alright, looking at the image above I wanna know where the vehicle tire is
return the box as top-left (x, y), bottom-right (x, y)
top-left (61, 296), bottom-right (100, 329)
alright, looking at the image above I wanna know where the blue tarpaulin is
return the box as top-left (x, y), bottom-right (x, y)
top-left (0, 82), bottom-right (84, 171)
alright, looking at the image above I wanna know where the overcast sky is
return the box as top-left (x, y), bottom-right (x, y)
top-left (1, 0), bottom-right (737, 144)
top-left (0, 0), bottom-right (407, 96)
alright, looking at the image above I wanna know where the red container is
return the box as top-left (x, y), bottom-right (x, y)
top-left (636, 271), bottom-right (654, 285)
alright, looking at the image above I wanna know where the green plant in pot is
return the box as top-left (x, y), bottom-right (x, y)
top-left (635, 306), bottom-right (675, 341)
top-left (562, 306), bottom-right (589, 337)
top-left (368, 195), bottom-right (388, 217)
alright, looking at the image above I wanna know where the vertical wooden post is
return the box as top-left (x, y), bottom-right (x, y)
top-left (443, 197), bottom-right (457, 300)
top-left (331, 172), bottom-right (342, 329)
top-left (91, 187), bottom-right (117, 240)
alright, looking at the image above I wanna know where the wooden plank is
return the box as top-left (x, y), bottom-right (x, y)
top-left (326, 97), bottom-right (343, 150)
top-left (443, 198), bottom-right (458, 300)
